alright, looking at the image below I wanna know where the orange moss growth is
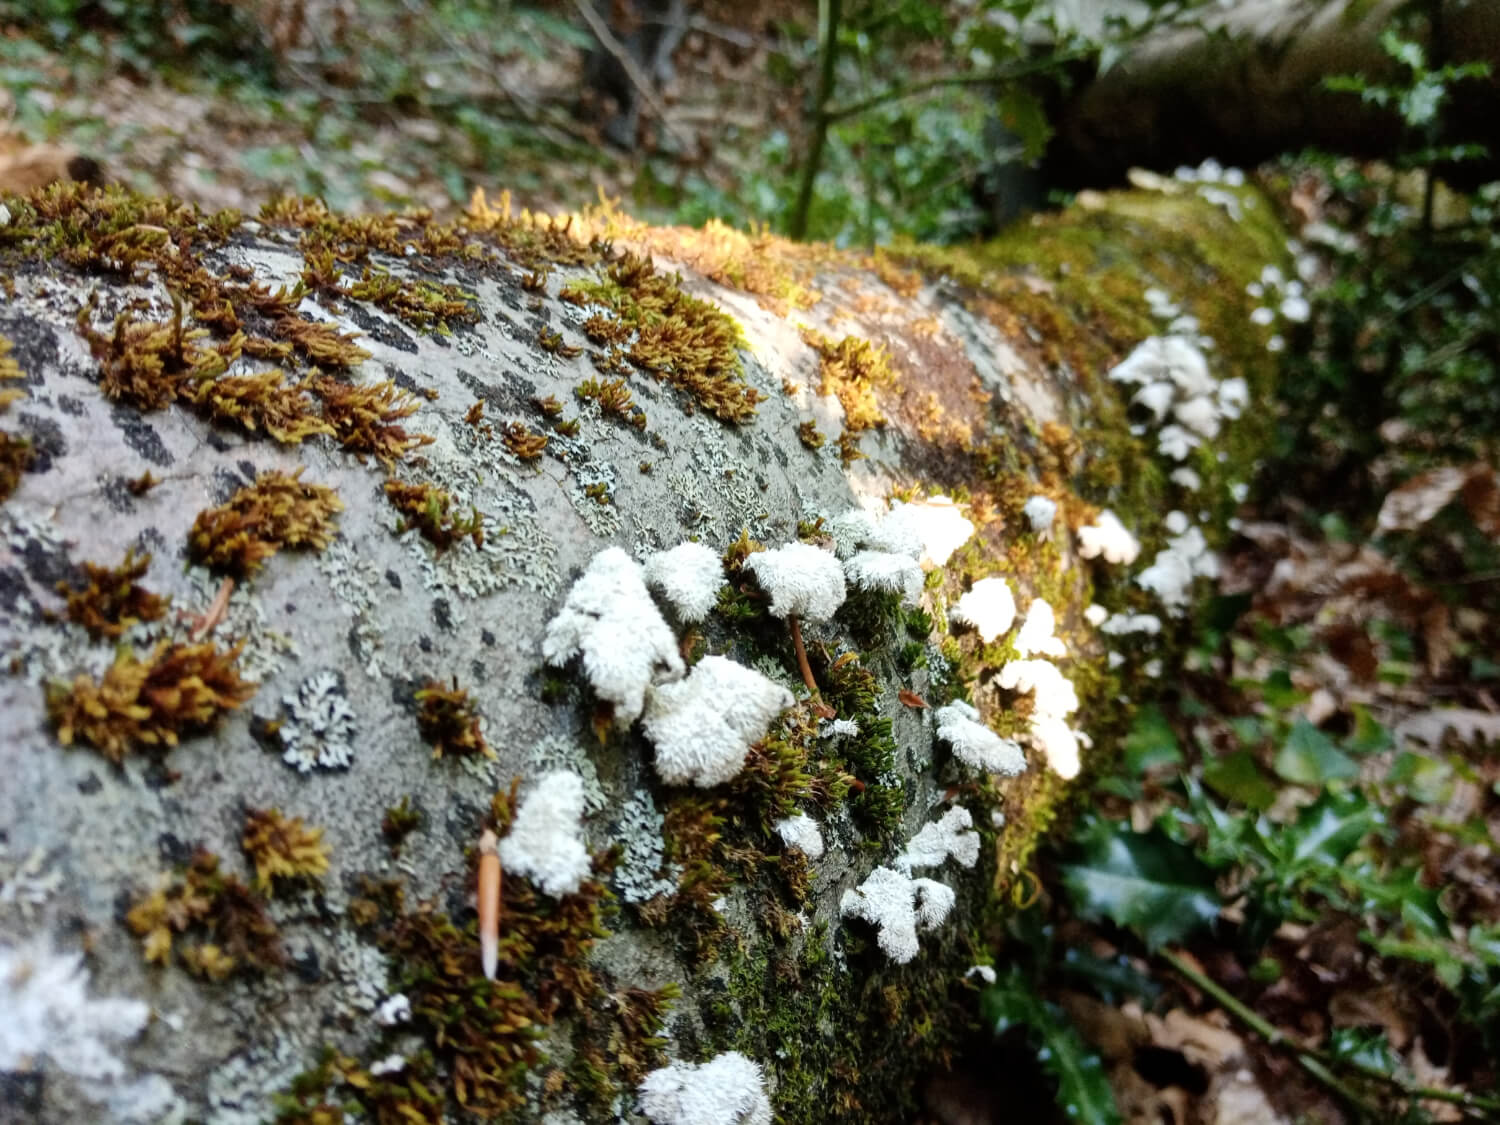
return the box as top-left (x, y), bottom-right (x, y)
top-left (242, 807), bottom-right (331, 894)
top-left (188, 468), bottom-right (343, 578)
top-left (501, 420), bottom-right (550, 461)
top-left (801, 329), bottom-right (896, 435)
top-left (560, 252), bottom-right (759, 424)
top-left (56, 548), bottom-right (170, 639)
top-left (0, 334), bottom-right (34, 502)
top-left (126, 848), bottom-right (285, 978)
top-left (46, 640), bottom-right (255, 762)
top-left (183, 370), bottom-right (335, 444)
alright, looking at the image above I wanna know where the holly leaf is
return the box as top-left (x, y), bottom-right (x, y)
top-left (1060, 817), bottom-right (1221, 950)
top-left (1275, 718), bottom-right (1358, 785)
top-left (983, 967), bottom-right (1122, 1125)
top-left (1123, 705), bottom-right (1182, 777)
top-left (1203, 749), bottom-right (1277, 810)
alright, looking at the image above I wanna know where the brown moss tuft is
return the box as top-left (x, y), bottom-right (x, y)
top-left (310, 375), bottom-right (433, 466)
top-left (78, 295), bottom-right (242, 412)
top-left (797, 420), bottom-right (826, 450)
top-left (242, 807), bottom-right (331, 894)
top-left (125, 847), bottom-right (284, 979)
top-left (46, 640), bottom-right (254, 763)
top-left (414, 678), bottom-right (493, 759)
top-left (182, 369), bottom-right (335, 444)
top-left (575, 376), bottom-right (645, 429)
top-left (188, 468), bottom-right (343, 578)
top-left (384, 480), bottom-right (484, 551)
top-left (381, 796), bottom-right (424, 854)
top-left (0, 334), bottom-right (35, 502)
top-left (56, 548), bottom-right (170, 639)
top-left (538, 326), bottom-right (583, 358)
top-left (501, 420), bottom-right (550, 461)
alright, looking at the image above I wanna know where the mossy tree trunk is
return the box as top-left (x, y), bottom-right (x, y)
top-left (0, 179), bottom-right (1285, 1123)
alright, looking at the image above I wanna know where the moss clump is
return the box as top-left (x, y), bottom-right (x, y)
top-left (242, 807), bottom-right (331, 895)
top-left (501, 420), bottom-right (550, 461)
top-left (384, 480), bottom-right (483, 551)
top-left (0, 334), bottom-right (35, 503)
top-left (273, 1047), bottom-right (445, 1125)
top-left (78, 295), bottom-right (242, 412)
top-left (381, 796), bottom-right (424, 854)
top-left (797, 420), bottom-right (826, 450)
top-left (56, 548), bottom-right (170, 639)
top-left (46, 639), bottom-right (255, 763)
top-left (802, 329), bottom-right (896, 435)
top-left (310, 375), bottom-right (434, 467)
top-left (125, 847), bottom-right (285, 980)
top-left (574, 375), bottom-right (646, 429)
top-left (344, 265), bottom-right (477, 331)
top-left (538, 325), bottom-right (583, 358)
top-left (413, 678), bottom-right (492, 759)
top-left (184, 369), bottom-right (335, 444)
top-left (188, 468), bottom-right (344, 578)
top-left (820, 652), bottom-right (904, 838)
top-left (560, 252), bottom-right (759, 424)
top-left (463, 187), bottom-right (606, 271)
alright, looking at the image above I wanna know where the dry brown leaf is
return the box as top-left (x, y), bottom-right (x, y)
top-left (1396, 708), bottom-right (1500, 748)
top-left (1376, 463), bottom-right (1500, 537)
top-left (1143, 1009), bottom-right (1246, 1070)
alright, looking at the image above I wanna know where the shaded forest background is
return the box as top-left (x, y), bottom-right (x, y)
top-left (2, 1), bottom-right (1499, 1122)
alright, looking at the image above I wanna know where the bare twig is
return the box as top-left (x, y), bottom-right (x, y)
top-left (571, 0), bottom-right (692, 150)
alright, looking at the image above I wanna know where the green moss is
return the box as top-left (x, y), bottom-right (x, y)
top-left (560, 252), bottom-right (759, 424)
top-left (380, 796), bottom-right (424, 855)
top-left (384, 480), bottom-right (483, 551)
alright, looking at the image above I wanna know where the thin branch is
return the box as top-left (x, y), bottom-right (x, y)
top-left (788, 0), bottom-right (842, 241)
top-left (822, 50), bottom-right (1090, 124)
top-left (571, 0), bottom-right (692, 150)
top-left (1160, 949), bottom-right (1500, 1120)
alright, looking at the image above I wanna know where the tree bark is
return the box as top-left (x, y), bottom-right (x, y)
top-left (0, 180), bottom-right (1284, 1123)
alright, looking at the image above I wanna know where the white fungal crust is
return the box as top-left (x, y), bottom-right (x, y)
top-left (896, 806), bottom-right (981, 872)
top-left (541, 547), bottom-right (684, 725)
top-left (880, 496), bottom-right (975, 567)
top-left (996, 659), bottom-right (1079, 719)
top-left (1075, 510), bottom-right (1141, 566)
top-left (1014, 598), bottom-right (1066, 658)
top-left (638, 1051), bottom-right (772, 1125)
top-left (951, 577), bottom-right (1017, 643)
top-left (774, 813), bottom-right (826, 860)
top-left (1031, 716), bottom-right (1082, 780)
top-left (843, 548), bottom-right (924, 604)
top-left (497, 771), bottom-right (592, 896)
top-left (644, 541), bottom-right (726, 623)
top-left (742, 540), bottom-right (847, 621)
top-left (839, 866), bottom-right (955, 964)
top-left (933, 700), bottom-right (1026, 776)
top-left (1022, 495), bottom-right (1057, 532)
top-left (642, 656), bottom-right (794, 787)
top-left (1137, 522), bottom-right (1219, 615)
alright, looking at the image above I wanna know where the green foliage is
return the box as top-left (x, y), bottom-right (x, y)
top-left (1058, 815), bottom-right (1220, 952)
top-left (981, 965), bottom-right (1121, 1125)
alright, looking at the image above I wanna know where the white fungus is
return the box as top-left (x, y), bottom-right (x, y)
top-left (896, 806), bottom-right (981, 872)
top-left (1083, 603), bottom-right (1109, 627)
top-left (638, 1051), bottom-right (772, 1125)
top-left (374, 993), bottom-right (411, 1027)
top-left (933, 700), bottom-right (1026, 776)
top-left (1031, 715), bottom-right (1083, 780)
top-left (1014, 598), bottom-right (1066, 658)
top-left (498, 771), bottom-right (592, 896)
top-left (951, 577), bottom-right (1017, 643)
top-left (644, 541), bottom-right (725, 623)
top-left (774, 813), bottom-right (826, 860)
top-left (542, 547), bottom-right (684, 725)
top-left (742, 541), bottom-right (847, 621)
top-left (1022, 495), bottom-right (1057, 532)
top-left (843, 549), bottom-right (923, 604)
top-left (839, 866), bottom-right (956, 964)
top-left (642, 656), bottom-right (793, 787)
top-left (1076, 510), bottom-right (1141, 565)
top-left (1099, 612), bottom-right (1163, 636)
top-left (997, 659), bottom-right (1079, 720)
top-left (1170, 467), bottom-right (1203, 491)
top-left (879, 496), bottom-right (974, 567)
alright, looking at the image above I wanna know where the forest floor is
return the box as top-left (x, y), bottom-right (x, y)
top-left (2, 9), bottom-right (1497, 1123)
